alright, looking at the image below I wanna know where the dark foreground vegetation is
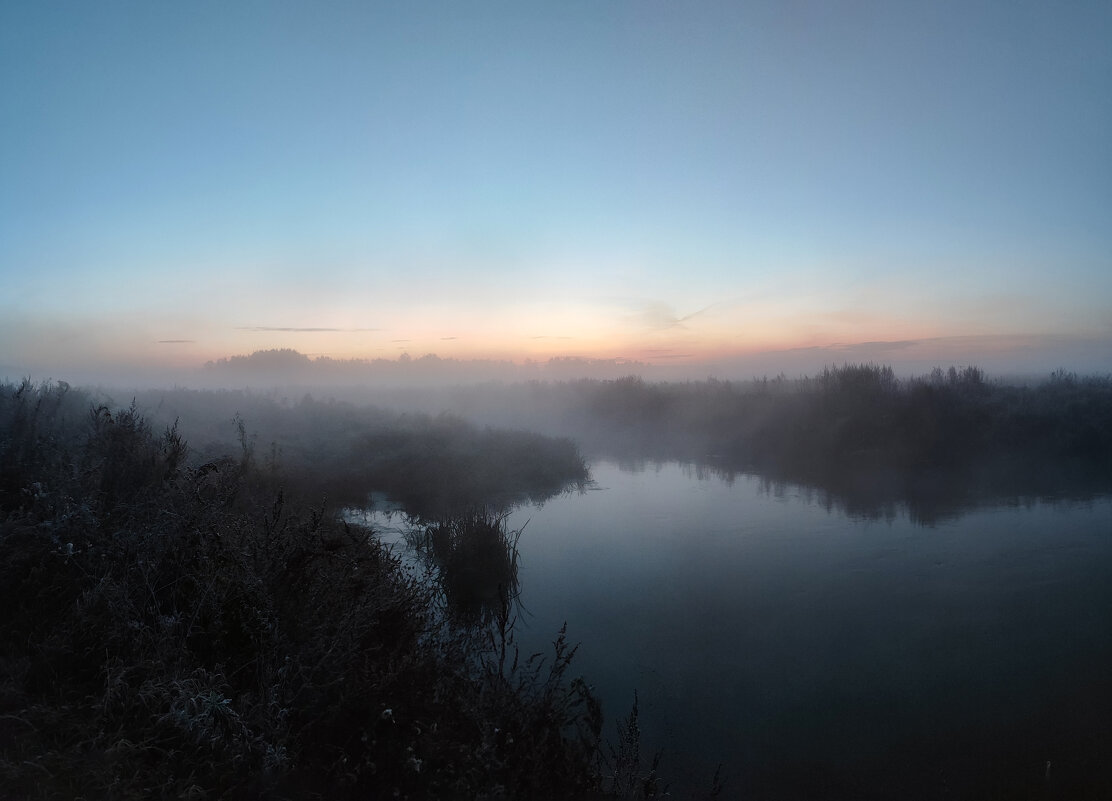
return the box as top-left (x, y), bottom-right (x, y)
top-left (0, 380), bottom-right (690, 800)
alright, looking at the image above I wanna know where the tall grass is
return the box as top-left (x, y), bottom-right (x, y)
top-left (0, 380), bottom-right (637, 799)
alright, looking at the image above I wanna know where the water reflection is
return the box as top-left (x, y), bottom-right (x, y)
top-left (501, 460), bottom-right (1112, 799)
top-left (662, 455), bottom-right (1112, 525)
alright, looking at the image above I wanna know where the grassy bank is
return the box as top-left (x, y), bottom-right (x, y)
top-left (116, 386), bottom-right (589, 518)
top-left (0, 380), bottom-right (672, 800)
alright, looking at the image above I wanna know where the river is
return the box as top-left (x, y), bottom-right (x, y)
top-left (373, 459), bottom-right (1112, 798)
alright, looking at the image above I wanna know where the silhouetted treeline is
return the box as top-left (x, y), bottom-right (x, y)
top-left (351, 364), bottom-right (1109, 467)
top-left (203, 347), bottom-right (648, 385)
top-left (557, 365), bottom-right (1091, 459)
top-left (0, 380), bottom-right (676, 799)
top-left (562, 365), bottom-right (1112, 520)
top-left (570, 365), bottom-right (1110, 465)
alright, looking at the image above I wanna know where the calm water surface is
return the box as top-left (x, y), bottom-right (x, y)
top-left (380, 460), bottom-right (1112, 797)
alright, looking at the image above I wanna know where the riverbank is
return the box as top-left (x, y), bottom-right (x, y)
top-left (0, 380), bottom-right (651, 799)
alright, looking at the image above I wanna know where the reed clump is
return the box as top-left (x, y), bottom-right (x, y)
top-left (408, 510), bottom-right (523, 627)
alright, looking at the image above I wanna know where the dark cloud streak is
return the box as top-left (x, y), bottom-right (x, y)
top-left (237, 326), bottom-right (381, 332)
top-left (832, 339), bottom-right (920, 353)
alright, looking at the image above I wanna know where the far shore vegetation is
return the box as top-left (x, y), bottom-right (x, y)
top-left (544, 364), bottom-right (1112, 521)
top-left (351, 362), bottom-right (1112, 522)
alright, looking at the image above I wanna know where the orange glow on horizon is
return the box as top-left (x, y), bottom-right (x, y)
top-left (173, 316), bottom-right (964, 369)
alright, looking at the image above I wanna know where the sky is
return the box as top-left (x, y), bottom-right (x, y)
top-left (2, 0), bottom-right (1110, 383)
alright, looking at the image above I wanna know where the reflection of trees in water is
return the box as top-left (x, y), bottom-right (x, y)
top-left (407, 510), bottom-right (523, 627)
top-left (574, 365), bottom-right (1112, 524)
top-left (679, 457), bottom-right (1112, 525)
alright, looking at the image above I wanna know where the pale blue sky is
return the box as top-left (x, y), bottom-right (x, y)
top-left (2, 0), bottom-right (1110, 380)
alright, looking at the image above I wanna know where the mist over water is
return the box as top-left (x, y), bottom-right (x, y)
top-left (6, 367), bottom-right (1110, 798)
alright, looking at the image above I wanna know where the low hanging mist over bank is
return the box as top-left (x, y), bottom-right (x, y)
top-left (6, 335), bottom-right (1110, 394)
top-left (77, 361), bottom-right (1112, 523)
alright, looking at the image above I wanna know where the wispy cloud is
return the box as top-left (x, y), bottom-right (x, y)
top-left (236, 326), bottom-right (380, 332)
top-left (775, 340), bottom-right (919, 357)
top-left (623, 300), bottom-right (724, 332)
top-left (638, 346), bottom-right (696, 358)
top-left (440, 336), bottom-right (457, 340)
